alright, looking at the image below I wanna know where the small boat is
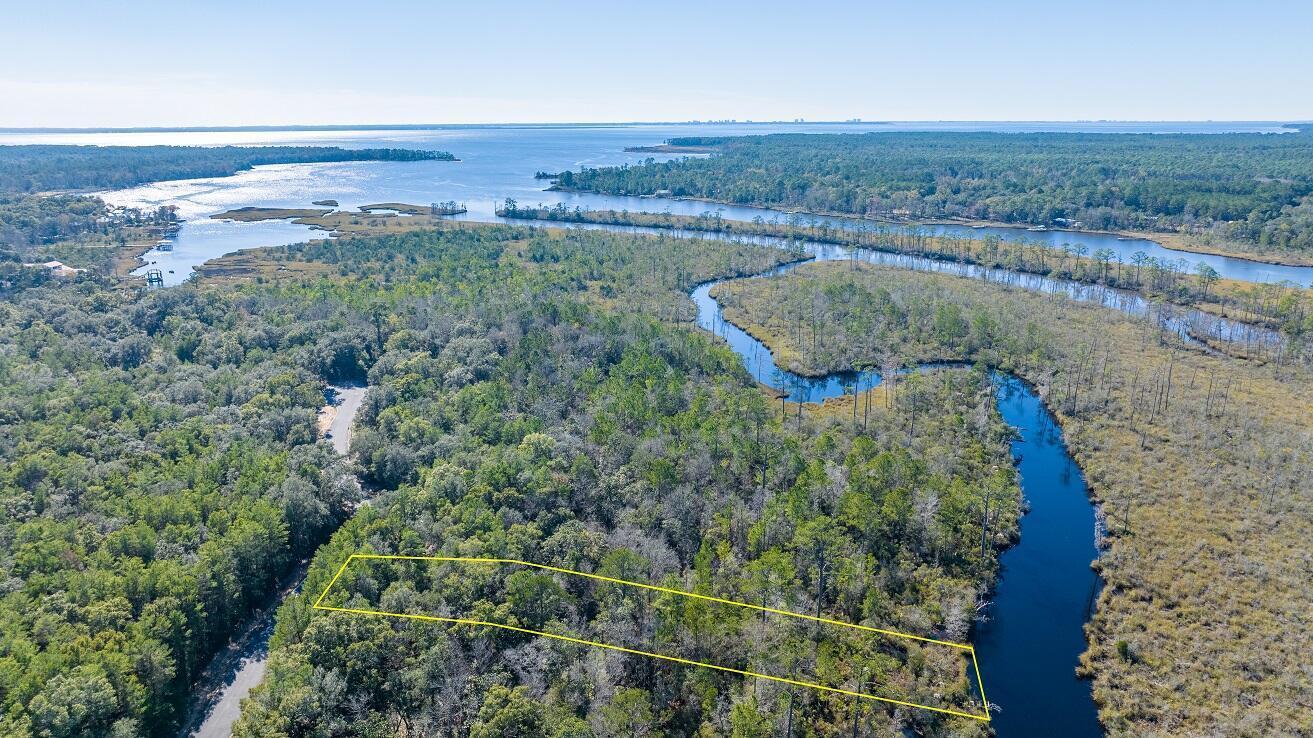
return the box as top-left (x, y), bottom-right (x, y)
top-left (1027, 226), bottom-right (1048, 232)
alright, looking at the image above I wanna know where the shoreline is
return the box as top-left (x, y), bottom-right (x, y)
top-left (550, 187), bottom-right (1313, 268)
top-left (114, 222), bottom-right (182, 280)
top-left (213, 202), bottom-right (467, 224)
top-left (114, 240), bottom-right (155, 278)
top-left (695, 259), bottom-right (1103, 732)
top-left (499, 206), bottom-right (1304, 344)
top-left (622, 144), bottom-right (719, 154)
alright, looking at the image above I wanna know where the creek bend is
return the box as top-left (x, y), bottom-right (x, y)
top-left (695, 253), bottom-right (1103, 736)
top-left (184, 231), bottom-right (1109, 736)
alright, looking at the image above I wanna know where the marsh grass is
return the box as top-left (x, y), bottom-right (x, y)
top-left (713, 260), bottom-right (1313, 736)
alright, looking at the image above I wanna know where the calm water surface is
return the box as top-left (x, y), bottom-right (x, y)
top-left (978, 376), bottom-right (1103, 736)
top-left (16, 122), bottom-right (1296, 736)
top-left (695, 260), bottom-right (1102, 736)
top-left (3, 123), bottom-right (1308, 287)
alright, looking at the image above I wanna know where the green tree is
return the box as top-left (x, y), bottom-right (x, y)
top-left (729, 698), bottom-right (774, 737)
top-left (25, 665), bottom-right (126, 738)
top-left (505, 570), bottom-right (572, 627)
top-left (597, 688), bottom-right (656, 737)
top-left (1196, 262), bottom-right (1220, 300)
top-left (470, 686), bottom-right (550, 738)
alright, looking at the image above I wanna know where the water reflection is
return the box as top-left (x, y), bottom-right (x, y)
top-left (693, 255), bottom-right (1104, 737)
top-left (36, 123), bottom-right (1307, 289)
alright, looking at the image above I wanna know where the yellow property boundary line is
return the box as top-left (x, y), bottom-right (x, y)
top-left (313, 554), bottom-right (991, 722)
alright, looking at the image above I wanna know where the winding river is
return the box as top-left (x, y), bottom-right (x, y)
top-left (695, 254), bottom-right (1102, 735)
top-left (189, 256), bottom-right (1105, 736)
top-left (688, 238), bottom-right (1281, 370)
top-left (190, 242), bottom-right (1107, 735)
top-left (30, 123), bottom-right (1302, 735)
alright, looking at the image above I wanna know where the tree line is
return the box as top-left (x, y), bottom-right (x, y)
top-left (555, 130), bottom-right (1313, 257)
top-left (0, 145), bottom-right (453, 193)
top-left (0, 193), bottom-right (176, 250)
top-left (497, 205), bottom-right (1313, 364)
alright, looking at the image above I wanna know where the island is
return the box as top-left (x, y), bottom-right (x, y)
top-left (210, 201), bottom-right (468, 244)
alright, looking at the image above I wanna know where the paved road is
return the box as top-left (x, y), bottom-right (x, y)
top-left (183, 384), bottom-right (366, 738)
top-left (325, 385), bottom-right (366, 455)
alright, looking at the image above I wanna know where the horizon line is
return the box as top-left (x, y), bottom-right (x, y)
top-left (2, 119), bottom-right (1310, 134)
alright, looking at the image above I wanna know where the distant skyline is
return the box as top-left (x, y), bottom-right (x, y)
top-left (4, 0), bottom-right (1312, 128)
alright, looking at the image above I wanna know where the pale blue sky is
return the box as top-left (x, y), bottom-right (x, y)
top-left (3, 0), bottom-right (1310, 127)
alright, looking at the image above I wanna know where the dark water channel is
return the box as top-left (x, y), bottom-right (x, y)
top-left (695, 256), bottom-right (1102, 736)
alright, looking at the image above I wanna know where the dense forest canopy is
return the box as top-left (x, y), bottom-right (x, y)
top-left (0, 274), bottom-right (365, 736)
top-left (556, 131), bottom-right (1313, 255)
top-left (0, 223), bottom-right (1018, 737)
top-left (226, 226), bottom-right (1014, 737)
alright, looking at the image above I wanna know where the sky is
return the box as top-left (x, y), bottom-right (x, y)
top-left (3, 0), bottom-right (1311, 128)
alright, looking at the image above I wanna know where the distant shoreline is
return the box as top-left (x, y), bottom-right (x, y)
top-left (0, 121), bottom-right (893, 134)
top-left (5, 120), bottom-right (1309, 135)
top-left (623, 144), bottom-right (719, 154)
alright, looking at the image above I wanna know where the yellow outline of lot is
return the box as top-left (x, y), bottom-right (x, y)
top-left (313, 553), bottom-right (991, 722)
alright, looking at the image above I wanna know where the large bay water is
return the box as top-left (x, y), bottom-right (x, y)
top-left (12, 122), bottom-right (1297, 736)
top-left (3, 122), bottom-right (1310, 287)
